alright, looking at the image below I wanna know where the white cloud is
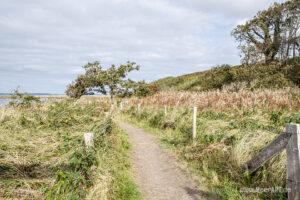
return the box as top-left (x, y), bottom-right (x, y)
top-left (0, 0), bottom-right (284, 93)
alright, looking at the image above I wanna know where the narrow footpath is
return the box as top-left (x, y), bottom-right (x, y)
top-left (118, 122), bottom-right (208, 200)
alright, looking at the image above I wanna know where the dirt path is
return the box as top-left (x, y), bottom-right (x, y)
top-left (118, 122), bottom-right (208, 200)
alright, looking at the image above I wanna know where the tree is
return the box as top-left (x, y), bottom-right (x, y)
top-left (280, 0), bottom-right (300, 60)
top-left (232, 0), bottom-right (300, 64)
top-left (232, 3), bottom-right (284, 63)
top-left (65, 75), bottom-right (87, 99)
top-left (66, 61), bottom-right (140, 101)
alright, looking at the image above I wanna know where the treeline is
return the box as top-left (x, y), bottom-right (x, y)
top-left (232, 0), bottom-right (300, 64)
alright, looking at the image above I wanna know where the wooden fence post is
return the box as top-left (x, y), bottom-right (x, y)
top-left (84, 132), bottom-right (94, 148)
top-left (137, 103), bottom-right (141, 114)
top-left (286, 124), bottom-right (300, 200)
top-left (192, 106), bottom-right (197, 139)
top-left (164, 105), bottom-right (167, 116)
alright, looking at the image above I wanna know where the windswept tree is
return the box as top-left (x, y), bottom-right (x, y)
top-left (232, 0), bottom-right (299, 64)
top-left (66, 61), bottom-right (140, 101)
top-left (65, 75), bottom-right (87, 99)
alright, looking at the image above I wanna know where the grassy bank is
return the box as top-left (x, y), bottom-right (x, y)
top-left (154, 62), bottom-right (299, 91)
top-left (122, 88), bottom-right (300, 200)
top-left (0, 99), bottom-right (140, 200)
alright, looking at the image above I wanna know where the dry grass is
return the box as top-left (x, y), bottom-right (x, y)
top-left (0, 106), bottom-right (60, 199)
top-left (126, 87), bottom-right (300, 111)
top-left (0, 98), bottom-right (140, 200)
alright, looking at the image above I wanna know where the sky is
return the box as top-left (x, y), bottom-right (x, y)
top-left (0, 0), bottom-right (284, 94)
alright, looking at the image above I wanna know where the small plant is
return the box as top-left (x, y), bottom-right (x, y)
top-left (9, 88), bottom-right (41, 108)
top-left (270, 111), bottom-right (283, 126)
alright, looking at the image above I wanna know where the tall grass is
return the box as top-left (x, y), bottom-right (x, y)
top-left (0, 99), bottom-right (139, 200)
top-left (127, 87), bottom-right (300, 111)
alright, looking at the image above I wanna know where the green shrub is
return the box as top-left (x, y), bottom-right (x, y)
top-left (153, 62), bottom-right (298, 91)
top-left (9, 89), bottom-right (41, 108)
top-left (148, 112), bottom-right (164, 128)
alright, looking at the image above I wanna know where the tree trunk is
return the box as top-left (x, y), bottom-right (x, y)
top-left (264, 51), bottom-right (275, 63)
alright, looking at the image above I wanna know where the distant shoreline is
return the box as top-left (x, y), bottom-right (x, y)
top-left (0, 95), bottom-right (67, 99)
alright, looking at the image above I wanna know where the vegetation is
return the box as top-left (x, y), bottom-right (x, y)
top-left (1, 1), bottom-right (299, 200)
top-left (121, 88), bottom-right (300, 199)
top-left (0, 98), bottom-right (140, 200)
top-left (232, 0), bottom-right (299, 64)
top-left (66, 61), bottom-right (140, 100)
top-left (153, 62), bottom-right (299, 91)
top-left (130, 81), bottom-right (159, 98)
top-left (9, 89), bottom-right (41, 108)
top-left (127, 87), bottom-right (300, 111)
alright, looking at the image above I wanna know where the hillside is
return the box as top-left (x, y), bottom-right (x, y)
top-left (153, 61), bottom-right (300, 92)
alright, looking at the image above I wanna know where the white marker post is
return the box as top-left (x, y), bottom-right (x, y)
top-left (137, 103), bottom-right (141, 114)
top-left (192, 106), bottom-right (197, 139)
top-left (84, 132), bottom-right (94, 149)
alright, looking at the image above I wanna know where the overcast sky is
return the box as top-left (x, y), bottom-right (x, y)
top-left (0, 0), bottom-right (283, 93)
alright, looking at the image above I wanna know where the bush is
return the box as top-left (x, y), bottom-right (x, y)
top-left (134, 83), bottom-right (159, 97)
top-left (9, 89), bottom-right (41, 108)
top-left (149, 112), bottom-right (164, 128)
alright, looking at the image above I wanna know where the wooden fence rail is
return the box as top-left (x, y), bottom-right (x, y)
top-left (245, 124), bottom-right (300, 200)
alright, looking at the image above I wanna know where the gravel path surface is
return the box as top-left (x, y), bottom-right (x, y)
top-left (119, 122), bottom-right (208, 200)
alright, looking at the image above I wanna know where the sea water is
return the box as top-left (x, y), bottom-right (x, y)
top-left (0, 98), bottom-right (10, 107)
